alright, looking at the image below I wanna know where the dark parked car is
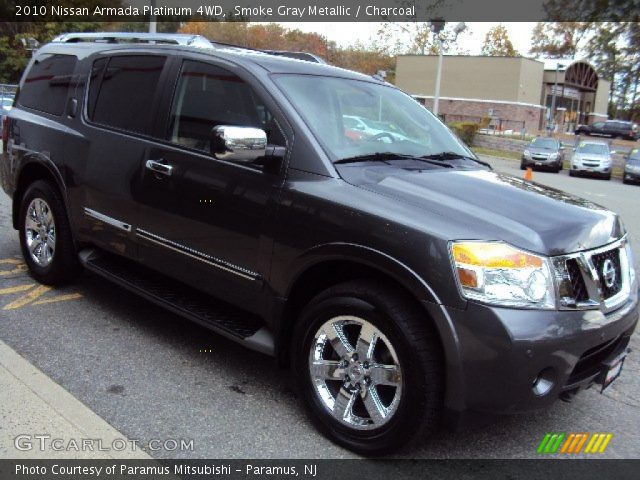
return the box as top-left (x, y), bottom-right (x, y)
top-left (575, 120), bottom-right (638, 140)
top-left (520, 136), bottom-right (564, 172)
top-left (1, 34), bottom-right (638, 454)
top-left (623, 148), bottom-right (640, 184)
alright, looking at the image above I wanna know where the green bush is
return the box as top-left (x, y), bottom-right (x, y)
top-left (448, 121), bottom-right (480, 146)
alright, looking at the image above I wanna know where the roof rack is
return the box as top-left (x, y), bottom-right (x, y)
top-left (52, 32), bottom-right (214, 49)
top-left (52, 32), bottom-right (326, 63)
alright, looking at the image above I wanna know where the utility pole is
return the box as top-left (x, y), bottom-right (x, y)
top-left (549, 62), bottom-right (565, 135)
top-left (149, 0), bottom-right (157, 33)
top-left (429, 21), bottom-right (465, 117)
top-left (430, 19), bottom-right (445, 116)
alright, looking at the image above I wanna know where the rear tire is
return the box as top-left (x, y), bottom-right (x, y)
top-left (520, 161), bottom-right (526, 170)
top-left (18, 180), bottom-right (80, 285)
top-left (292, 280), bottom-right (444, 455)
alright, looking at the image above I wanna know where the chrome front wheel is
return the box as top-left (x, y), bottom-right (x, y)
top-left (24, 198), bottom-right (56, 267)
top-left (309, 315), bottom-right (403, 430)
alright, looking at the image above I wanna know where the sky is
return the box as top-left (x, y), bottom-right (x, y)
top-left (287, 22), bottom-right (537, 55)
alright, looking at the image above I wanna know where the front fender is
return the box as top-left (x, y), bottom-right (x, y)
top-left (280, 242), bottom-right (466, 410)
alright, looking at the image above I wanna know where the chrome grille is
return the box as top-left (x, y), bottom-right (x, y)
top-left (566, 258), bottom-right (589, 302)
top-left (552, 237), bottom-right (631, 312)
top-left (591, 248), bottom-right (623, 298)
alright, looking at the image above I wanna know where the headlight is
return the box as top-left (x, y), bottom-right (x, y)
top-left (450, 241), bottom-right (556, 309)
top-left (624, 241), bottom-right (636, 289)
top-left (549, 153), bottom-right (559, 160)
top-left (523, 149), bottom-right (531, 159)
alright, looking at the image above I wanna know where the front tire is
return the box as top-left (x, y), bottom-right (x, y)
top-left (292, 280), bottom-right (444, 455)
top-left (18, 180), bottom-right (80, 285)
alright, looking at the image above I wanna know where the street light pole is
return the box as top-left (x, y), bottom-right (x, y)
top-left (429, 21), bottom-right (465, 117)
top-left (549, 62), bottom-right (564, 135)
top-left (149, 0), bottom-right (157, 33)
top-left (433, 35), bottom-right (444, 116)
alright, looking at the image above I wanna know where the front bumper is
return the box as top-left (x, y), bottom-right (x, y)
top-left (624, 170), bottom-right (640, 183)
top-left (572, 163), bottom-right (611, 176)
top-left (443, 288), bottom-right (638, 416)
top-left (522, 156), bottom-right (558, 168)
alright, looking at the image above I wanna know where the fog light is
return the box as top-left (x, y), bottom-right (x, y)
top-left (532, 368), bottom-right (555, 396)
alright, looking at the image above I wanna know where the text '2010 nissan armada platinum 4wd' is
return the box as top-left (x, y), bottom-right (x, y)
top-left (1, 33), bottom-right (637, 454)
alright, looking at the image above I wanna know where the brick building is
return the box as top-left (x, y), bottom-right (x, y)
top-left (395, 55), bottom-right (610, 134)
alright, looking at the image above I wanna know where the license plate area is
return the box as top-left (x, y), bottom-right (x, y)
top-left (599, 350), bottom-right (629, 392)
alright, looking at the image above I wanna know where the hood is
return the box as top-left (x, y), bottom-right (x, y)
top-left (575, 152), bottom-right (610, 160)
top-left (338, 165), bottom-right (623, 256)
top-left (528, 146), bottom-right (557, 154)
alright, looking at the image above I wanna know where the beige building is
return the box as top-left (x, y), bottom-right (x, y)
top-left (395, 55), bottom-right (610, 133)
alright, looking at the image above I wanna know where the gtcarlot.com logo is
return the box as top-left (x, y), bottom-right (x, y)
top-left (537, 432), bottom-right (613, 454)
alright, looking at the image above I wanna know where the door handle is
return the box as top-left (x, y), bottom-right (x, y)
top-left (145, 159), bottom-right (174, 177)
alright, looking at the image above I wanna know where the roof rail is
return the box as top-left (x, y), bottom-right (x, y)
top-left (52, 32), bottom-right (326, 63)
top-left (52, 32), bottom-right (214, 49)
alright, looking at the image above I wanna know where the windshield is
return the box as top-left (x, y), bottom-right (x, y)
top-left (577, 143), bottom-right (609, 155)
top-left (274, 75), bottom-right (471, 162)
top-left (531, 138), bottom-right (557, 149)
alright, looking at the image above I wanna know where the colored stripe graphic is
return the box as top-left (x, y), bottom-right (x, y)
top-left (539, 433), bottom-right (613, 454)
top-left (537, 433), bottom-right (565, 454)
top-left (585, 433), bottom-right (613, 454)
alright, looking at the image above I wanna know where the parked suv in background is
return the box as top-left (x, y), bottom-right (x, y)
top-left (623, 148), bottom-right (640, 184)
top-left (1, 34), bottom-right (637, 454)
top-left (570, 140), bottom-right (614, 179)
top-left (521, 136), bottom-right (564, 172)
top-left (575, 120), bottom-right (638, 140)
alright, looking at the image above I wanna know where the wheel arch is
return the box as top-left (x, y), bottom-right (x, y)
top-left (274, 243), bottom-right (464, 408)
top-left (12, 157), bottom-right (67, 230)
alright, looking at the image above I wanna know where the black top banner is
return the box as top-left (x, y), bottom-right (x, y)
top-left (2, 0), bottom-right (639, 22)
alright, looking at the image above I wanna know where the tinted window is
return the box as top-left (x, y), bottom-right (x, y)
top-left (577, 143), bottom-right (609, 155)
top-left (19, 54), bottom-right (77, 115)
top-left (168, 60), bottom-right (285, 151)
top-left (90, 55), bottom-right (166, 134)
top-left (531, 138), bottom-right (558, 149)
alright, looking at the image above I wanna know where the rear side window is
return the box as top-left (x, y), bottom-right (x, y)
top-left (88, 55), bottom-right (166, 135)
top-left (19, 54), bottom-right (77, 115)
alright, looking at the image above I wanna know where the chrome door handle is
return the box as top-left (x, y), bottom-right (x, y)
top-left (145, 159), bottom-right (174, 177)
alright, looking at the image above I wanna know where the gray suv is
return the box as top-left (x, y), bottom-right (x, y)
top-left (1, 33), bottom-right (637, 454)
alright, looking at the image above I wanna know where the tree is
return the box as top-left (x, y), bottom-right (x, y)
top-left (178, 22), bottom-right (394, 78)
top-left (376, 22), bottom-right (471, 56)
top-left (530, 20), bottom-right (640, 121)
top-left (481, 25), bottom-right (518, 56)
top-left (0, 0), bottom-right (123, 83)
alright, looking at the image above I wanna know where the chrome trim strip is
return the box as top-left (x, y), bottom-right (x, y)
top-left (84, 208), bottom-right (131, 232)
top-left (135, 228), bottom-right (257, 281)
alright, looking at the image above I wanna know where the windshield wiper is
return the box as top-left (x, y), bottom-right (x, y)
top-left (422, 151), bottom-right (491, 168)
top-left (333, 152), bottom-right (417, 165)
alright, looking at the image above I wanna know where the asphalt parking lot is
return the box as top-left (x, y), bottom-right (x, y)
top-left (0, 155), bottom-right (638, 459)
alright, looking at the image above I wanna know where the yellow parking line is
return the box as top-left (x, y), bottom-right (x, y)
top-left (3, 285), bottom-right (51, 310)
top-left (32, 293), bottom-right (83, 305)
top-left (0, 284), bottom-right (35, 295)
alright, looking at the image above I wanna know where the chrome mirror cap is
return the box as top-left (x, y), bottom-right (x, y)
top-left (211, 126), bottom-right (267, 163)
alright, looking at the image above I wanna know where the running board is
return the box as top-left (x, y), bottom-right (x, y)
top-left (78, 249), bottom-right (274, 356)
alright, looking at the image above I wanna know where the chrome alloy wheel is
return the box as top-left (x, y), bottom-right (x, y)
top-left (309, 316), bottom-right (403, 430)
top-left (24, 198), bottom-right (56, 267)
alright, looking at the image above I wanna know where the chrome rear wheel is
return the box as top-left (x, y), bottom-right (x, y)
top-left (24, 198), bottom-right (56, 267)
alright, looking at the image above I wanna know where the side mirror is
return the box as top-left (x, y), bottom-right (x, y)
top-left (210, 125), bottom-right (267, 163)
